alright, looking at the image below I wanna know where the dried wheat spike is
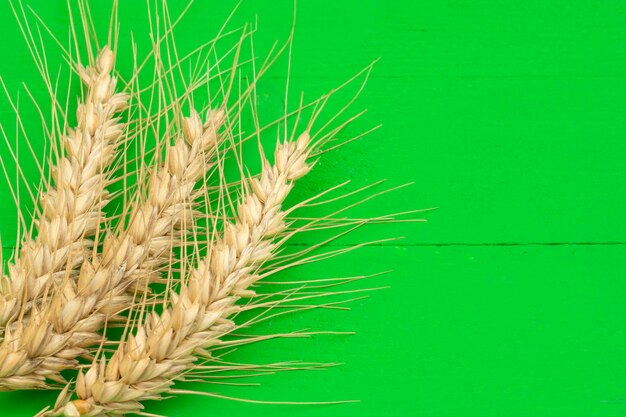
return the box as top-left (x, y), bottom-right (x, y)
top-left (97, 107), bottom-right (225, 295)
top-left (0, 47), bottom-right (127, 331)
top-left (0, 47), bottom-right (127, 390)
top-left (58, 131), bottom-right (311, 417)
top-left (0, 108), bottom-right (225, 391)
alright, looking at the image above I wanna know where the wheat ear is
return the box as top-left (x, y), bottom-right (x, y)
top-left (57, 130), bottom-right (312, 417)
top-left (0, 46), bottom-right (127, 328)
top-left (0, 47), bottom-right (128, 391)
top-left (97, 107), bottom-right (225, 295)
top-left (0, 108), bottom-right (224, 391)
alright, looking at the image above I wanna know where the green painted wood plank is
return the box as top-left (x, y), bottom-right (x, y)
top-left (0, 0), bottom-right (625, 244)
top-left (1, 245), bottom-right (626, 416)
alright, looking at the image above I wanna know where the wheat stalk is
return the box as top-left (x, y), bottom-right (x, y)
top-left (54, 130), bottom-right (312, 417)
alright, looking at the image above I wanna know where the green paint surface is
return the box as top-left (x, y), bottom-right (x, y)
top-left (0, 1), bottom-right (625, 416)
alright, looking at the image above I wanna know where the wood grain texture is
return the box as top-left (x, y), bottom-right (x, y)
top-left (0, 0), bottom-right (625, 416)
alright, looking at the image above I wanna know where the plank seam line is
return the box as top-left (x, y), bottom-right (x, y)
top-left (286, 242), bottom-right (626, 247)
top-left (1, 242), bottom-right (625, 250)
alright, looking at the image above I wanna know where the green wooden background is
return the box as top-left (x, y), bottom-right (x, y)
top-left (1, 1), bottom-right (626, 416)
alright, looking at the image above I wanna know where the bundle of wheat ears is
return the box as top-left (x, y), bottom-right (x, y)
top-left (0, 1), bottom-right (421, 416)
